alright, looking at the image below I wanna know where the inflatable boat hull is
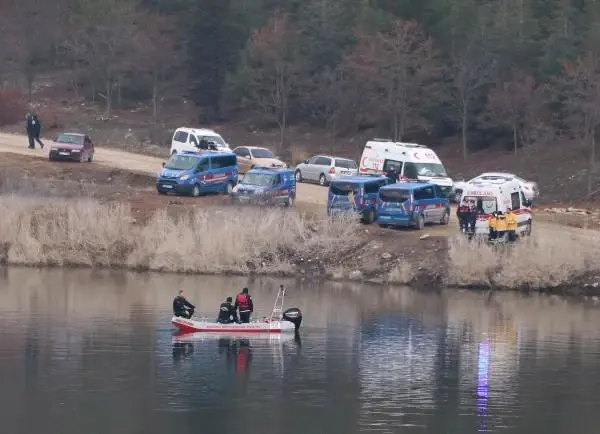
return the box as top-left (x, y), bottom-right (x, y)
top-left (171, 316), bottom-right (296, 334)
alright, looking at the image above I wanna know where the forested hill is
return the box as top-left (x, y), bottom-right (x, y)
top-left (0, 0), bottom-right (599, 160)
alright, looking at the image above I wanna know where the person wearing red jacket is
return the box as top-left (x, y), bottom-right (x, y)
top-left (235, 287), bottom-right (254, 323)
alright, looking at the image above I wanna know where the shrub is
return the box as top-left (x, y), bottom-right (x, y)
top-left (0, 90), bottom-right (25, 126)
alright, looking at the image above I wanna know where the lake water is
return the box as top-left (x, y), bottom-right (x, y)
top-left (1, 268), bottom-right (600, 434)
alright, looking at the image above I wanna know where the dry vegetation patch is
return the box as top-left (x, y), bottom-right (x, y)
top-left (0, 196), bottom-right (362, 274)
top-left (446, 228), bottom-right (600, 289)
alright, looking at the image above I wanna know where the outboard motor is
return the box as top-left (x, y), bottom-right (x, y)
top-left (282, 307), bottom-right (302, 332)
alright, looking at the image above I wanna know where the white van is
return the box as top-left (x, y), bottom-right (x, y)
top-left (169, 127), bottom-right (231, 155)
top-left (459, 178), bottom-right (533, 237)
top-left (359, 139), bottom-right (454, 197)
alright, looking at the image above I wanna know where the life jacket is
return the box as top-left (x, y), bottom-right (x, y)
top-left (506, 212), bottom-right (518, 230)
top-left (496, 216), bottom-right (507, 231)
top-left (235, 293), bottom-right (250, 310)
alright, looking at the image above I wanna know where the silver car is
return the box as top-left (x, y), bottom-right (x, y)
top-left (294, 155), bottom-right (358, 186)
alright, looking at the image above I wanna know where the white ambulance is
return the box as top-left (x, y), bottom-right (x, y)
top-left (458, 178), bottom-right (533, 237)
top-left (359, 139), bottom-right (454, 197)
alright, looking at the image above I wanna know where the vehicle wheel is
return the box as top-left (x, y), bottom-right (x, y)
top-left (191, 185), bottom-right (201, 197)
top-left (225, 182), bottom-right (234, 195)
top-left (362, 209), bottom-right (375, 224)
top-left (285, 196), bottom-right (294, 207)
top-left (49, 152), bottom-right (54, 161)
top-left (295, 170), bottom-right (303, 183)
top-left (379, 224), bottom-right (388, 228)
top-left (415, 215), bottom-right (425, 230)
top-left (525, 220), bottom-right (532, 236)
top-left (158, 190), bottom-right (167, 195)
top-left (88, 153), bottom-right (93, 162)
top-left (172, 150), bottom-right (177, 156)
top-left (440, 211), bottom-right (450, 225)
top-left (319, 174), bottom-right (327, 186)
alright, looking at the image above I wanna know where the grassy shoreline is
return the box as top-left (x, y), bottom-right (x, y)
top-left (1, 196), bottom-right (600, 296)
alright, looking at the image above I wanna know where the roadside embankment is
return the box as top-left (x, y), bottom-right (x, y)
top-left (1, 196), bottom-right (600, 296)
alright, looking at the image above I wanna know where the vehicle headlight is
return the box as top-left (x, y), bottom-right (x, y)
top-left (179, 174), bottom-right (190, 181)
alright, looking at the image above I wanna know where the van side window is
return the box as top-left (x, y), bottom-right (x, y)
top-left (314, 157), bottom-right (330, 166)
top-left (383, 159), bottom-right (403, 173)
top-left (403, 163), bottom-right (418, 179)
top-left (273, 174), bottom-right (281, 185)
top-left (414, 186), bottom-right (434, 200)
top-left (196, 158), bottom-right (209, 172)
top-left (364, 182), bottom-right (380, 194)
top-left (511, 192), bottom-right (521, 209)
top-left (174, 131), bottom-right (188, 143)
top-left (433, 185), bottom-right (443, 198)
top-left (189, 135), bottom-right (198, 147)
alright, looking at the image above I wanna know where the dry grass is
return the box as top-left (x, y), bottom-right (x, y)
top-left (0, 196), bottom-right (361, 274)
top-left (446, 227), bottom-right (600, 289)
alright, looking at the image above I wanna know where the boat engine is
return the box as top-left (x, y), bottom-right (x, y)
top-left (282, 307), bottom-right (302, 331)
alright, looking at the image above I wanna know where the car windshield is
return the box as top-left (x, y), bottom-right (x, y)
top-left (57, 133), bottom-right (84, 145)
top-left (251, 148), bottom-right (275, 158)
top-left (165, 155), bottom-right (198, 170)
top-left (413, 163), bottom-right (447, 177)
top-left (202, 135), bottom-right (225, 145)
top-left (330, 183), bottom-right (359, 196)
top-left (379, 189), bottom-right (411, 203)
top-left (463, 196), bottom-right (497, 213)
top-left (335, 159), bottom-right (357, 169)
top-left (241, 173), bottom-right (273, 187)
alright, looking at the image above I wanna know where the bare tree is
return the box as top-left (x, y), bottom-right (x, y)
top-left (450, 42), bottom-right (494, 161)
top-left (344, 20), bottom-right (441, 141)
top-left (553, 53), bottom-right (600, 195)
top-left (234, 11), bottom-right (298, 154)
top-left (64, 0), bottom-right (140, 114)
top-left (486, 69), bottom-right (545, 155)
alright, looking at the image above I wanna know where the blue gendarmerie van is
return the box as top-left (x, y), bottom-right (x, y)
top-left (327, 175), bottom-right (392, 224)
top-left (156, 150), bottom-right (238, 196)
top-left (376, 181), bottom-right (451, 229)
top-left (230, 166), bottom-right (296, 206)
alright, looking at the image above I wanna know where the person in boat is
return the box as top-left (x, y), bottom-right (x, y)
top-left (173, 290), bottom-right (195, 318)
top-left (217, 296), bottom-right (239, 324)
top-left (235, 287), bottom-right (254, 323)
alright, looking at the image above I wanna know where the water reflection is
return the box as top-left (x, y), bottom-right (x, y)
top-left (2, 268), bottom-right (600, 434)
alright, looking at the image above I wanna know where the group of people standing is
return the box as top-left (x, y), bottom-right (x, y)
top-left (488, 209), bottom-right (518, 242)
top-left (172, 288), bottom-right (254, 324)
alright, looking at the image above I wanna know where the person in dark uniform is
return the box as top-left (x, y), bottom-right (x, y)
top-left (217, 296), bottom-right (239, 323)
top-left (173, 290), bottom-right (195, 318)
top-left (26, 113), bottom-right (44, 149)
top-left (235, 287), bottom-right (254, 323)
top-left (385, 165), bottom-right (398, 183)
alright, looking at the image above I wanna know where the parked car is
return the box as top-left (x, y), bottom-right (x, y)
top-left (453, 172), bottom-right (539, 203)
top-left (295, 155), bottom-right (358, 186)
top-left (232, 146), bottom-right (287, 173)
top-left (49, 132), bottom-right (95, 162)
top-left (376, 181), bottom-right (451, 230)
top-left (327, 175), bottom-right (392, 224)
top-left (230, 167), bottom-right (296, 206)
top-left (156, 150), bottom-right (238, 196)
top-left (169, 127), bottom-right (231, 155)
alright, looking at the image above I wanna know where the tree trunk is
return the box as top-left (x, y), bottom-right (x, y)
top-left (513, 119), bottom-right (518, 156)
top-left (590, 129), bottom-right (596, 196)
top-left (278, 108), bottom-right (286, 156)
top-left (461, 102), bottom-right (468, 161)
top-left (105, 79), bottom-right (112, 114)
top-left (152, 69), bottom-right (158, 118)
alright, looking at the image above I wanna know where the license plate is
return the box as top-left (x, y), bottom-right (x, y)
top-left (340, 171), bottom-right (350, 175)
top-left (59, 152), bottom-right (70, 156)
top-left (162, 184), bottom-right (173, 189)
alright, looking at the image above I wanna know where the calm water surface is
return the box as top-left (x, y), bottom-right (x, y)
top-left (1, 268), bottom-right (600, 434)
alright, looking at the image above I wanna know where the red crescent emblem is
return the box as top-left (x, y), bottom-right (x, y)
top-left (413, 152), bottom-right (420, 160)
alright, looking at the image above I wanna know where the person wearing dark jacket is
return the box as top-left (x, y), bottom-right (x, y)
top-left (217, 296), bottom-right (239, 324)
top-left (173, 290), bottom-right (195, 318)
top-left (385, 165), bottom-right (398, 184)
top-left (235, 287), bottom-right (254, 323)
top-left (26, 113), bottom-right (44, 149)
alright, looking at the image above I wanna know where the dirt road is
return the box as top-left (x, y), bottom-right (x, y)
top-left (0, 131), bottom-right (328, 205)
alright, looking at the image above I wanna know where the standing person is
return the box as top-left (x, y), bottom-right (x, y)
top-left (385, 165), bottom-right (398, 183)
top-left (173, 290), bottom-right (195, 319)
top-left (506, 208), bottom-right (518, 242)
top-left (26, 112), bottom-right (35, 149)
top-left (488, 211), bottom-right (498, 241)
top-left (31, 114), bottom-right (44, 149)
top-left (495, 211), bottom-right (507, 242)
top-left (235, 287), bottom-right (254, 323)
